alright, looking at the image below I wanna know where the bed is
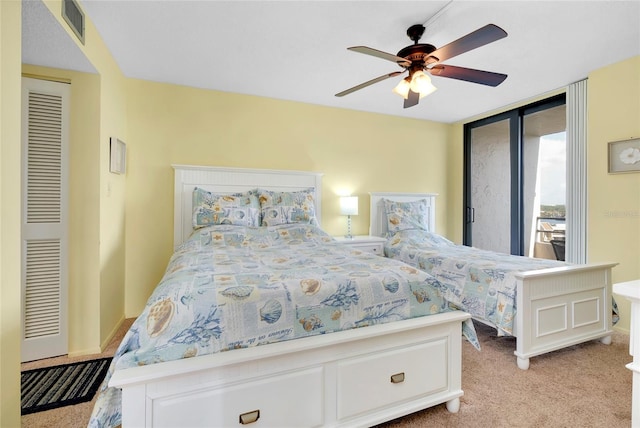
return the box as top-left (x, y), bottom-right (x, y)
top-left (369, 192), bottom-right (617, 370)
top-left (88, 166), bottom-right (474, 428)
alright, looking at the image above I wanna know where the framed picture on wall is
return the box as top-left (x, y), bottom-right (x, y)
top-left (608, 137), bottom-right (640, 174)
top-left (110, 138), bottom-right (126, 174)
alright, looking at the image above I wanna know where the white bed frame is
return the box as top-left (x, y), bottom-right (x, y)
top-left (108, 166), bottom-right (471, 427)
top-left (369, 192), bottom-right (618, 370)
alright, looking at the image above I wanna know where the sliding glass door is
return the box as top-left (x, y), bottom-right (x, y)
top-left (464, 94), bottom-right (566, 258)
top-left (465, 113), bottom-right (517, 254)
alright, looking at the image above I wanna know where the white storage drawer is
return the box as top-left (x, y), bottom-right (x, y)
top-left (150, 367), bottom-right (324, 427)
top-left (336, 339), bottom-right (448, 420)
top-left (353, 243), bottom-right (383, 255)
top-left (333, 236), bottom-right (386, 256)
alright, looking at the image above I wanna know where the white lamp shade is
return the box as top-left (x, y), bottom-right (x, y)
top-left (410, 71), bottom-right (437, 98)
top-left (392, 78), bottom-right (411, 99)
top-left (340, 196), bottom-right (359, 216)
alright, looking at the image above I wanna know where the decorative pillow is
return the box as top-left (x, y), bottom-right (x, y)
top-left (258, 188), bottom-right (318, 227)
top-left (384, 198), bottom-right (429, 233)
top-left (192, 187), bottom-right (260, 229)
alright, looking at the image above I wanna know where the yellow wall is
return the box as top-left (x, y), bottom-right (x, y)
top-left (37, 0), bottom-right (129, 354)
top-left (123, 78), bottom-right (452, 314)
top-left (1, 1), bottom-right (23, 425)
top-left (2, 0), bottom-right (127, 420)
top-left (445, 124), bottom-right (464, 243)
top-left (588, 56), bottom-right (640, 333)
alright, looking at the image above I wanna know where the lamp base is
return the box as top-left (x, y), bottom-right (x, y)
top-left (345, 215), bottom-right (354, 240)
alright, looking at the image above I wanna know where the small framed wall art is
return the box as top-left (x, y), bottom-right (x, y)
top-left (608, 137), bottom-right (640, 174)
top-left (109, 138), bottom-right (126, 174)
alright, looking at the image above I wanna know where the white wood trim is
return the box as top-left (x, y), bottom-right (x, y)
top-left (172, 165), bottom-right (323, 249)
top-left (514, 262), bottom-right (616, 369)
top-left (613, 280), bottom-right (640, 428)
top-left (110, 304), bottom-right (470, 427)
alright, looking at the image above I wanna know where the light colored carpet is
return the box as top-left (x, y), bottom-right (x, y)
top-left (21, 319), bottom-right (631, 428)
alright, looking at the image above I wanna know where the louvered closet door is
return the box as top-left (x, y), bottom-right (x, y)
top-left (21, 78), bottom-right (69, 362)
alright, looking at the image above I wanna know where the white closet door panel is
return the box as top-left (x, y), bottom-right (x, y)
top-left (21, 77), bottom-right (69, 362)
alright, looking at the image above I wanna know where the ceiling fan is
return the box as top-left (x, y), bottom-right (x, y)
top-left (335, 23), bottom-right (508, 108)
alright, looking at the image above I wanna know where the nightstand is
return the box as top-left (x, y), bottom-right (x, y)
top-left (334, 235), bottom-right (387, 256)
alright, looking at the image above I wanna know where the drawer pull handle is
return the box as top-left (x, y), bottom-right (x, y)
top-left (390, 372), bottom-right (405, 384)
top-left (239, 409), bottom-right (260, 425)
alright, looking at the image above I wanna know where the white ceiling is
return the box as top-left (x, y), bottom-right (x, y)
top-left (22, 0), bottom-right (640, 124)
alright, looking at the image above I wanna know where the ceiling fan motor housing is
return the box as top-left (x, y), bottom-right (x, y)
top-left (397, 44), bottom-right (436, 61)
top-left (396, 44), bottom-right (437, 71)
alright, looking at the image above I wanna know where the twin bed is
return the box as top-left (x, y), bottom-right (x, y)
top-left (90, 165), bottom-right (616, 428)
top-left (369, 192), bottom-right (617, 370)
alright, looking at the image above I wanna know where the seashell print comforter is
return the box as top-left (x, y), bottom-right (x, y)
top-left (384, 229), bottom-right (567, 337)
top-left (89, 223), bottom-right (476, 428)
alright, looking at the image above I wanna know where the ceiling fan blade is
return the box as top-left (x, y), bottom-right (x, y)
top-left (425, 24), bottom-right (507, 64)
top-left (335, 71), bottom-right (403, 97)
top-left (348, 46), bottom-right (411, 67)
top-left (429, 64), bottom-right (507, 87)
top-left (404, 90), bottom-right (420, 108)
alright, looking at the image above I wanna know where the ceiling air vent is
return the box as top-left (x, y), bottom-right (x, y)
top-left (62, 0), bottom-right (85, 45)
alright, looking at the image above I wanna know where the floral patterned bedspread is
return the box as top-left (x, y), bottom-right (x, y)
top-left (89, 224), bottom-right (476, 428)
top-left (384, 229), bottom-right (567, 337)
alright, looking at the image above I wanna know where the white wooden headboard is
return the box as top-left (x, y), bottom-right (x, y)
top-left (369, 192), bottom-right (438, 237)
top-left (173, 165), bottom-right (323, 248)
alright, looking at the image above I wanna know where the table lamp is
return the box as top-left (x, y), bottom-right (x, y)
top-left (340, 196), bottom-right (358, 239)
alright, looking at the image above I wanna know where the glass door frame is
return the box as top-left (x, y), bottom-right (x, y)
top-left (463, 93), bottom-right (566, 255)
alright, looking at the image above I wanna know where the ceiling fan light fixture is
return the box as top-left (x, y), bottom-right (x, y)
top-left (410, 71), bottom-right (437, 97)
top-left (338, 23), bottom-right (507, 107)
top-left (392, 77), bottom-right (411, 99)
